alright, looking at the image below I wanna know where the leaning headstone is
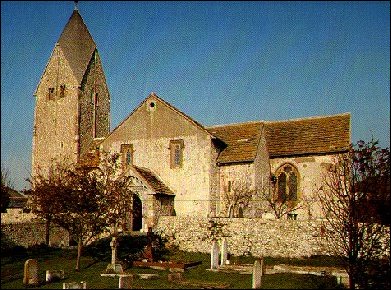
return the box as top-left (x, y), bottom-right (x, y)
top-left (46, 269), bottom-right (65, 282)
top-left (63, 281), bottom-right (87, 289)
top-left (220, 238), bottom-right (228, 266)
top-left (23, 259), bottom-right (39, 286)
top-left (252, 259), bottom-right (263, 289)
top-left (118, 274), bottom-right (133, 289)
top-left (210, 240), bottom-right (220, 269)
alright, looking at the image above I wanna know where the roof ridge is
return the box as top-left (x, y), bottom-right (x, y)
top-left (264, 112), bottom-right (351, 124)
top-left (207, 120), bottom-right (263, 129)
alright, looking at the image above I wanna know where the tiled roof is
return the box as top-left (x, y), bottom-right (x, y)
top-left (207, 113), bottom-right (350, 163)
top-left (57, 9), bottom-right (96, 84)
top-left (207, 122), bottom-right (263, 164)
top-left (133, 166), bottom-right (175, 196)
top-left (265, 113), bottom-right (351, 157)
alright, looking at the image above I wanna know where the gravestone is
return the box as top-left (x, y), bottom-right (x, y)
top-left (46, 269), bottom-right (65, 282)
top-left (23, 259), bottom-right (39, 286)
top-left (118, 274), bottom-right (133, 289)
top-left (220, 238), bottom-right (228, 266)
top-left (252, 259), bottom-right (263, 289)
top-left (63, 281), bottom-right (87, 289)
top-left (210, 240), bottom-right (220, 269)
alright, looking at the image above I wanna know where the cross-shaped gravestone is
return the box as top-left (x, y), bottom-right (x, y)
top-left (23, 259), bottom-right (39, 286)
top-left (210, 240), bottom-right (220, 269)
top-left (110, 236), bottom-right (118, 265)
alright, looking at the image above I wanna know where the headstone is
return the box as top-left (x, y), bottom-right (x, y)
top-left (23, 259), bottom-right (39, 286)
top-left (46, 269), bottom-right (65, 282)
top-left (220, 238), bottom-right (228, 266)
top-left (63, 281), bottom-right (87, 289)
top-left (118, 274), bottom-right (133, 289)
top-left (252, 259), bottom-right (263, 289)
top-left (210, 240), bottom-right (220, 269)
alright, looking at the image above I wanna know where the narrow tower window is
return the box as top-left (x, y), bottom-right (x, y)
top-left (48, 87), bottom-right (55, 100)
top-left (120, 144), bottom-right (133, 168)
top-left (59, 84), bottom-right (66, 98)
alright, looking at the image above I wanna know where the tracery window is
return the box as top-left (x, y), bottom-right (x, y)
top-left (275, 163), bottom-right (299, 203)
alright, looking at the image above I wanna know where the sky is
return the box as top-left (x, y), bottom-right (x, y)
top-left (1, 1), bottom-right (390, 191)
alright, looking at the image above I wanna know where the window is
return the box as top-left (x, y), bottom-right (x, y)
top-left (275, 164), bottom-right (299, 203)
top-left (120, 144), bottom-right (133, 168)
top-left (59, 84), bottom-right (66, 98)
top-left (170, 139), bottom-right (184, 168)
top-left (48, 87), bottom-right (55, 100)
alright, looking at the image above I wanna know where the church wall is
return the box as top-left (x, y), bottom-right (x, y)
top-left (101, 96), bottom-right (215, 217)
top-left (218, 163), bottom-right (255, 217)
top-left (32, 46), bottom-right (79, 177)
top-left (270, 154), bottom-right (336, 219)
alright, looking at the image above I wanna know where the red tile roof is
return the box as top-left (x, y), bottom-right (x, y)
top-left (133, 166), bottom-right (175, 196)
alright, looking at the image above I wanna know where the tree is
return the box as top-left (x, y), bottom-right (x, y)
top-left (222, 175), bottom-right (255, 218)
top-left (260, 174), bottom-right (312, 219)
top-left (30, 161), bottom-right (110, 271)
top-left (29, 152), bottom-right (136, 271)
top-left (1, 166), bottom-right (12, 212)
top-left (316, 139), bottom-right (390, 289)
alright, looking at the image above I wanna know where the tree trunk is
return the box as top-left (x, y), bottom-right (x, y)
top-left (75, 237), bottom-right (83, 271)
top-left (45, 217), bottom-right (50, 246)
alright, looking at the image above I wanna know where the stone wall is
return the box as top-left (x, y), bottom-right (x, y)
top-left (1, 222), bottom-right (69, 248)
top-left (155, 216), bottom-right (330, 258)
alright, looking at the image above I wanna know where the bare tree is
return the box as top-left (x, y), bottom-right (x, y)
top-left (316, 139), bottom-right (390, 289)
top-left (259, 175), bottom-right (311, 219)
top-left (222, 175), bottom-right (255, 218)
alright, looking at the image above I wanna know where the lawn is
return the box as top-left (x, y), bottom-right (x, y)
top-left (1, 235), bottom-right (343, 289)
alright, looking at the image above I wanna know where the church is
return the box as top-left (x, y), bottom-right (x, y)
top-left (32, 7), bottom-right (351, 231)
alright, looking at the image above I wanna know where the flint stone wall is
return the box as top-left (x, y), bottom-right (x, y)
top-left (155, 216), bottom-right (330, 258)
top-left (1, 222), bottom-right (69, 248)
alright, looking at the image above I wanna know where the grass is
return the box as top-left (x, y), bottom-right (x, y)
top-left (1, 236), bottom-right (344, 289)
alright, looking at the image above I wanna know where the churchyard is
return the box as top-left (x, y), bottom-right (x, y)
top-left (1, 234), bottom-right (344, 289)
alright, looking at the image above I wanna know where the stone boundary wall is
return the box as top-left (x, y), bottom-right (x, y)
top-left (1, 211), bottom-right (38, 224)
top-left (1, 222), bottom-right (69, 248)
top-left (155, 216), bottom-right (331, 258)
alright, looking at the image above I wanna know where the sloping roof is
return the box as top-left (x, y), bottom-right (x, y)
top-left (264, 113), bottom-right (351, 157)
top-left (207, 113), bottom-right (350, 164)
top-left (57, 9), bottom-right (96, 84)
top-left (133, 166), bottom-right (175, 196)
top-left (6, 188), bottom-right (28, 208)
top-left (207, 122), bottom-right (262, 164)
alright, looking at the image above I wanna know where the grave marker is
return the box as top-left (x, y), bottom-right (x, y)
top-left (220, 238), bottom-right (228, 266)
top-left (210, 240), bottom-right (220, 269)
top-left (23, 259), bottom-right (39, 286)
top-left (46, 269), bottom-right (65, 282)
top-left (252, 259), bottom-right (263, 289)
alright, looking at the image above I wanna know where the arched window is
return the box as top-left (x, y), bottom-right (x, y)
top-left (275, 164), bottom-right (299, 203)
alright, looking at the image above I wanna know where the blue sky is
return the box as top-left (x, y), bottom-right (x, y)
top-left (1, 1), bottom-right (390, 191)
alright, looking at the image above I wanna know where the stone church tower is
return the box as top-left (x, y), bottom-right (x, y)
top-left (32, 7), bottom-right (110, 178)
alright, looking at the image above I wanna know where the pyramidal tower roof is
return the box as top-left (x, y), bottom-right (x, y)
top-left (57, 8), bottom-right (96, 84)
